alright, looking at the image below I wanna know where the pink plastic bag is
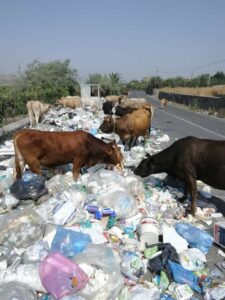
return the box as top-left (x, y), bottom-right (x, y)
top-left (39, 252), bottom-right (89, 299)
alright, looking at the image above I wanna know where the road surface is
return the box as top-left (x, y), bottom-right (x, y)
top-left (129, 90), bottom-right (225, 204)
top-left (129, 90), bottom-right (225, 145)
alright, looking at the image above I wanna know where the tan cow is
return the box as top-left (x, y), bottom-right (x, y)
top-left (26, 100), bottom-right (51, 127)
top-left (120, 98), bottom-right (147, 109)
top-left (160, 98), bottom-right (168, 109)
top-left (57, 96), bottom-right (81, 109)
top-left (105, 95), bottom-right (127, 104)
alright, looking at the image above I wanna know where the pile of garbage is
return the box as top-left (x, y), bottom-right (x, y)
top-left (0, 104), bottom-right (225, 300)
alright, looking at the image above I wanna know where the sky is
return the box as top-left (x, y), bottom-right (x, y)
top-left (0, 0), bottom-right (225, 81)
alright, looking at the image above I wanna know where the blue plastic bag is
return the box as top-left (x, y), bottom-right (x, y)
top-left (51, 226), bottom-right (92, 258)
top-left (168, 260), bottom-right (202, 294)
top-left (10, 172), bottom-right (48, 200)
top-left (175, 222), bottom-right (213, 254)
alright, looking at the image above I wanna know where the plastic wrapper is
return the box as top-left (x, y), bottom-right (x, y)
top-left (74, 244), bottom-right (124, 300)
top-left (39, 252), bottom-right (89, 300)
top-left (175, 222), bottom-right (213, 254)
top-left (179, 248), bottom-right (206, 271)
top-left (0, 282), bottom-right (38, 300)
top-left (52, 186), bottom-right (87, 225)
top-left (126, 284), bottom-right (160, 300)
top-left (51, 226), bottom-right (92, 258)
top-left (22, 240), bottom-right (50, 264)
top-left (0, 263), bottom-right (45, 292)
top-left (121, 251), bottom-right (144, 282)
top-left (10, 172), bottom-right (48, 200)
top-left (0, 207), bottom-right (45, 248)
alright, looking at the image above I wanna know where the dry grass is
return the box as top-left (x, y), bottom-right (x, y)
top-left (161, 85), bottom-right (225, 97)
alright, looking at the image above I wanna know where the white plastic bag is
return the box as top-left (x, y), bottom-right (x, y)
top-left (0, 208), bottom-right (45, 248)
top-left (179, 248), bottom-right (206, 271)
top-left (96, 185), bottom-right (138, 219)
top-left (74, 244), bottom-right (123, 300)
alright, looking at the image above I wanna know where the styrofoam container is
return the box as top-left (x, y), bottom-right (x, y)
top-left (139, 218), bottom-right (159, 248)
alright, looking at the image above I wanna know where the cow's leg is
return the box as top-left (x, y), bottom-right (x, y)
top-left (34, 111), bottom-right (40, 127)
top-left (186, 175), bottom-right (197, 216)
top-left (72, 158), bottom-right (85, 180)
top-left (178, 183), bottom-right (189, 203)
top-left (25, 157), bottom-right (41, 175)
top-left (128, 137), bottom-right (135, 151)
top-left (28, 110), bottom-right (35, 127)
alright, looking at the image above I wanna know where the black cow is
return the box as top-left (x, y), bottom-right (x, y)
top-left (134, 136), bottom-right (225, 215)
top-left (102, 101), bottom-right (135, 117)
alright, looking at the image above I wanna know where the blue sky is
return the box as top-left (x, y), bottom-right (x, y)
top-left (0, 0), bottom-right (225, 81)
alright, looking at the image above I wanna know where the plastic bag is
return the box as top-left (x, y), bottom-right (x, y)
top-left (51, 226), bottom-right (92, 258)
top-left (74, 244), bottom-right (123, 300)
top-left (168, 260), bottom-right (202, 294)
top-left (10, 172), bottom-right (48, 200)
top-left (45, 172), bottom-right (74, 194)
top-left (22, 240), bottom-right (50, 264)
top-left (179, 248), bottom-right (206, 271)
top-left (209, 285), bottom-right (225, 300)
top-left (39, 252), bottom-right (89, 299)
top-left (175, 222), bottom-right (213, 254)
top-left (121, 251), bottom-right (144, 282)
top-left (96, 185), bottom-right (138, 219)
top-left (0, 282), bottom-right (37, 300)
top-left (0, 207), bottom-right (45, 248)
top-left (0, 263), bottom-right (45, 292)
top-left (0, 191), bottom-right (19, 212)
top-left (0, 168), bottom-right (14, 192)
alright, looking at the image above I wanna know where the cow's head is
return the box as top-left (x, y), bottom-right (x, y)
top-left (99, 115), bottom-right (113, 133)
top-left (43, 103), bottom-right (52, 113)
top-left (107, 141), bottom-right (123, 169)
top-left (134, 153), bottom-right (155, 177)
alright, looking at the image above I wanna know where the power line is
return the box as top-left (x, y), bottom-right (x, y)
top-left (157, 59), bottom-right (225, 75)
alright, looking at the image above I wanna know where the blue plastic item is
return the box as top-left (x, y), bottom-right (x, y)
top-left (168, 260), bottom-right (202, 294)
top-left (51, 226), bottom-right (92, 258)
top-left (175, 222), bottom-right (213, 254)
top-left (160, 294), bottom-right (175, 300)
top-left (85, 204), bottom-right (116, 220)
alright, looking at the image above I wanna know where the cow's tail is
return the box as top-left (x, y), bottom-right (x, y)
top-left (13, 133), bottom-right (23, 180)
top-left (150, 105), bottom-right (154, 120)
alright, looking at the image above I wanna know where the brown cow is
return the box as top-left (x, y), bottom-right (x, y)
top-left (26, 100), bottom-right (51, 127)
top-left (99, 105), bottom-right (153, 150)
top-left (160, 98), bottom-right (168, 109)
top-left (57, 96), bottom-right (81, 109)
top-left (13, 129), bottom-right (123, 180)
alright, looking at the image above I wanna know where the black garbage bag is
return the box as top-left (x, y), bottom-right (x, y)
top-left (146, 243), bottom-right (179, 275)
top-left (10, 173), bottom-right (48, 200)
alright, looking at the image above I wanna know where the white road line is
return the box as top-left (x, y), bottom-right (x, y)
top-left (157, 108), bottom-right (225, 139)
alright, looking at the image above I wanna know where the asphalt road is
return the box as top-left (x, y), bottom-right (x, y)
top-left (129, 90), bottom-right (225, 145)
top-left (129, 90), bottom-right (225, 203)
